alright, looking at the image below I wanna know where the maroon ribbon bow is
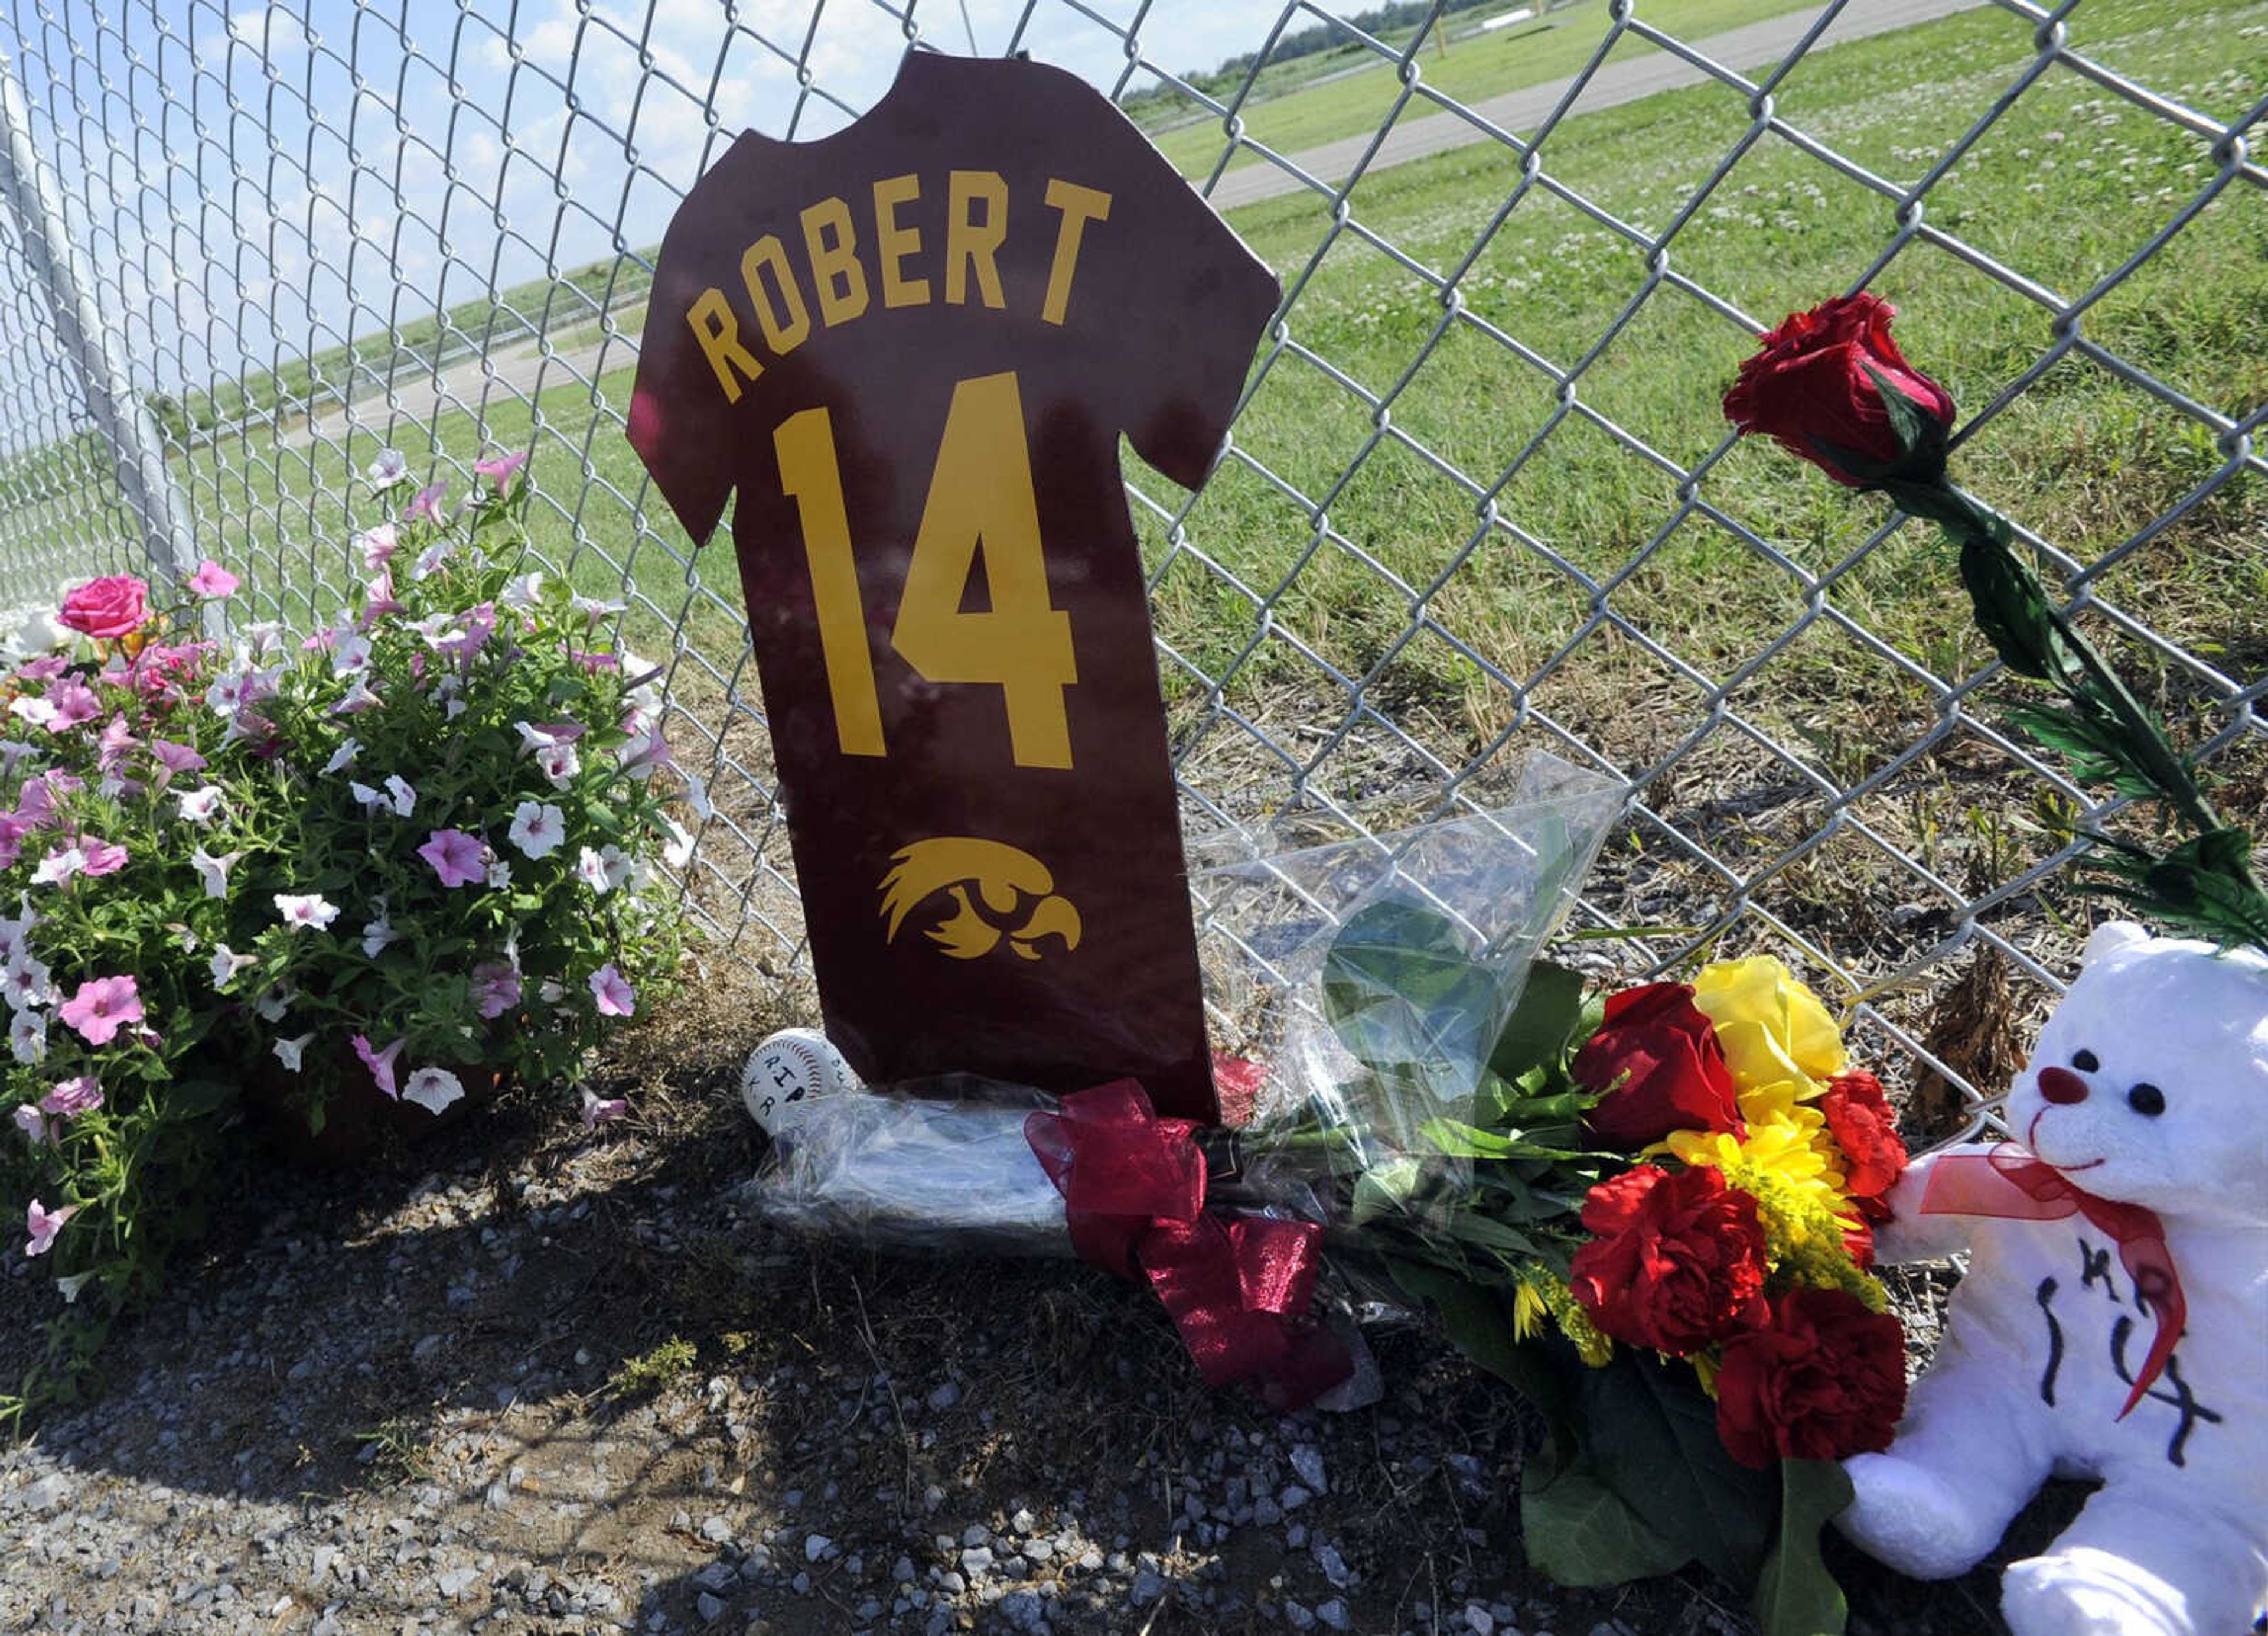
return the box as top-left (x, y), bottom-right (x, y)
top-left (1025, 1080), bottom-right (1351, 1410)
top-left (1922, 1143), bottom-right (2186, 1419)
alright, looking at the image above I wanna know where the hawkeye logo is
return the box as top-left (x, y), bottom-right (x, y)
top-left (878, 837), bottom-right (1082, 962)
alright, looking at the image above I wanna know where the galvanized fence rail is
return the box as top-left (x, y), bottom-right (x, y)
top-left (0, 0), bottom-right (2260, 1135)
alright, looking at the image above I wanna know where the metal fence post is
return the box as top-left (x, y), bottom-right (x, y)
top-left (0, 46), bottom-right (200, 589)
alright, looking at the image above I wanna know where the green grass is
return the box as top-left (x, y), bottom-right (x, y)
top-left (154, 254), bottom-right (651, 444)
top-left (1148, 0), bottom-right (1833, 178)
top-left (170, 0), bottom-right (2266, 843)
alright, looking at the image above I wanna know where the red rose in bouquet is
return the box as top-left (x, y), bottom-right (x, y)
top-left (1721, 293), bottom-right (1954, 487)
top-left (1575, 982), bottom-right (1744, 1149)
top-left (1569, 1164), bottom-right (1770, 1354)
top-left (58, 575), bottom-right (152, 640)
top-left (1822, 1069), bottom-right (1908, 1211)
top-left (1714, 1286), bottom-right (1907, 1468)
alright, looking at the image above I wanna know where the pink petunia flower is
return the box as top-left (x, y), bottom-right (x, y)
top-left (352, 1033), bottom-right (406, 1099)
top-left (472, 449), bottom-right (529, 493)
top-left (24, 1198), bottom-right (74, 1257)
top-left (80, 837), bottom-right (127, 877)
top-left (150, 739), bottom-right (207, 775)
top-left (580, 1089), bottom-right (628, 1129)
top-left (44, 679), bottom-right (102, 731)
top-left (58, 975), bottom-right (143, 1045)
top-left (38, 1076), bottom-right (102, 1119)
top-left (14, 1103), bottom-right (49, 1147)
top-left (403, 480), bottom-right (449, 527)
top-left (588, 962), bottom-right (634, 1018)
top-left (418, 829), bottom-right (487, 889)
top-left (187, 560), bottom-right (240, 599)
top-left (275, 892), bottom-right (340, 931)
top-left (355, 522), bottom-right (399, 568)
top-left (469, 961), bottom-right (523, 1021)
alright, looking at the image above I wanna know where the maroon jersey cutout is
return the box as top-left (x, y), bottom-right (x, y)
top-left (627, 51), bottom-right (1279, 1122)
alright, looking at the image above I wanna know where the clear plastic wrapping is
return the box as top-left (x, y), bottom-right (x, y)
top-left (1189, 751), bottom-right (1625, 1174)
top-left (741, 1078), bottom-right (1074, 1257)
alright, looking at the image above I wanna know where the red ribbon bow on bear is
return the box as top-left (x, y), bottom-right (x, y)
top-left (1922, 1143), bottom-right (2185, 1420)
top-left (1025, 1080), bottom-right (1350, 1410)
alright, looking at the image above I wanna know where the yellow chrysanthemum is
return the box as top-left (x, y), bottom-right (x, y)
top-left (1511, 1273), bottom-right (1551, 1343)
top-left (1663, 1117), bottom-right (1886, 1311)
top-left (1691, 956), bottom-right (1847, 1099)
top-left (1664, 1099), bottom-right (1849, 1221)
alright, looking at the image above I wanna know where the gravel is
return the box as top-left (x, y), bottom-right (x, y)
top-left (0, 1010), bottom-right (2009, 1636)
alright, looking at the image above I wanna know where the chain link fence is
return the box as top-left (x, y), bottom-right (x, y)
top-left (1, 0), bottom-right (2261, 1139)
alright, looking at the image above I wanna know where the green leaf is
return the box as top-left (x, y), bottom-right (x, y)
top-left (1420, 1117), bottom-right (1589, 1164)
top-left (1522, 1458), bottom-right (1694, 1587)
top-left (1578, 1351), bottom-right (1777, 1588)
top-left (1386, 1257), bottom-right (1578, 1461)
top-left (1753, 1460), bottom-right (1855, 1636)
top-left (1321, 896), bottom-right (1505, 1089)
top-left (1486, 959), bottom-right (1586, 1083)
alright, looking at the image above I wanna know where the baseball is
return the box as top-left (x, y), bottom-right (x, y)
top-left (741, 1027), bottom-right (861, 1136)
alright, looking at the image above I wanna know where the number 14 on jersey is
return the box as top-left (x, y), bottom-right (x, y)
top-left (774, 370), bottom-right (1079, 770)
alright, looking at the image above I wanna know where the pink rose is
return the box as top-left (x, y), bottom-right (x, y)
top-left (58, 575), bottom-right (151, 640)
top-left (187, 560), bottom-right (240, 599)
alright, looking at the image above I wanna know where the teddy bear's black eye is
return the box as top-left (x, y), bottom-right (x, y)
top-left (2071, 1049), bottom-right (2100, 1073)
top-left (2127, 1083), bottom-right (2166, 1117)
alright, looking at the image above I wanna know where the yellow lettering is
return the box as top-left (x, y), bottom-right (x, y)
top-left (872, 174), bottom-right (930, 310)
top-left (1041, 180), bottom-right (1111, 327)
top-left (739, 234), bottom-right (812, 357)
top-left (946, 170), bottom-right (1007, 310)
top-left (800, 195), bottom-right (871, 328)
top-left (687, 288), bottom-right (761, 403)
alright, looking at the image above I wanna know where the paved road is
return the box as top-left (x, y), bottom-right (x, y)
top-left (292, 0), bottom-right (1989, 447)
top-left (1205, 0), bottom-right (1990, 209)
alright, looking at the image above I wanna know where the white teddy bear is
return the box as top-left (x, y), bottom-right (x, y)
top-left (1837, 921), bottom-right (2268, 1635)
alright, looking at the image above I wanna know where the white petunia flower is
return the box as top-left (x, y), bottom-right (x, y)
top-left (275, 893), bottom-right (340, 932)
top-left (190, 846), bottom-right (242, 899)
top-left (362, 910), bottom-right (401, 959)
top-left (272, 1032), bottom-right (314, 1072)
top-left (9, 1009), bottom-right (45, 1064)
top-left (536, 742), bottom-right (580, 789)
top-left (208, 944), bottom-right (258, 989)
top-left (253, 982), bottom-right (295, 1022)
top-left (331, 634), bottom-right (373, 677)
top-left (383, 774), bottom-right (416, 817)
top-left (660, 816), bottom-right (696, 870)
top-left (575, 846), bottom-right (612, 894)
top-left (507, 801), bottom-right (566, 859)
top-left (402, 1066), bottom-right (465, 1115)
top-left (1, 954), bottom-right (53, 1012)
top-left (322, 738), bottom-right (361, 775)
top-left (177, 785), bottom-right (225, 824)
top-left (500, 571), bottom-right (545, 609)
top-left (485, 856), bottom-right (513, 889)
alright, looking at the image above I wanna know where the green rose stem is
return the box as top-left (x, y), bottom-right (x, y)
top-left (1723, 295), bottom-right (2268, 947)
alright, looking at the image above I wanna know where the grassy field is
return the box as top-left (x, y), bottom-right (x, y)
top-left (155, 0), bottom-right (2267, 1035)
top-left (154, 255), bottom-right (651, 443)
top-left (1147, 0), bottom-right (1831, 178)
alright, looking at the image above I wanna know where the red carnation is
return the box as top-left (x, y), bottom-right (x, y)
top-left (1576, 982), bottom-right (1744, 1150)
top-left (1715, 1286), bottom-right (1907, 1468)
top-left (1722, 294), bottom-right (1954, 487)
top-left (1821, 1070), bottom-right (1908, 1203)
top-left (1569, 1164), bottom-right (1771, 1355)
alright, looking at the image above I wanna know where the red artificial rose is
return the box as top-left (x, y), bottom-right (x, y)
top-left (1569, 1164), bottom-right (1771, 1355)
top-left (1575, 982), bottom-right (1744, 1149)
top-left (57, 574), bottom-right (152, 640)
top-left (1722, 294), bottom-right (1954, 486)
top-left (1714, 1286), bottom-right (1907, 1468)
top-left (1821, 1070), bottom-right (1908, 1202)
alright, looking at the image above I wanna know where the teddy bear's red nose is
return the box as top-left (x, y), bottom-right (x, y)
top-left (2037, 1066), bottom-right (2090, 1104)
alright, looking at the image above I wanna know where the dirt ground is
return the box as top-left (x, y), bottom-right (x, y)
top-left (0, 953), bottom-right (2106, 1636)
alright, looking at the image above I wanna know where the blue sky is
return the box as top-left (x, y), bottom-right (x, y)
top-left (1, 0), bottom-right (1299, 408)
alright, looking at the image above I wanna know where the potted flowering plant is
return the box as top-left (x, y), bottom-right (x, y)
top-left (0, 452), bottom-right (694, 1416)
